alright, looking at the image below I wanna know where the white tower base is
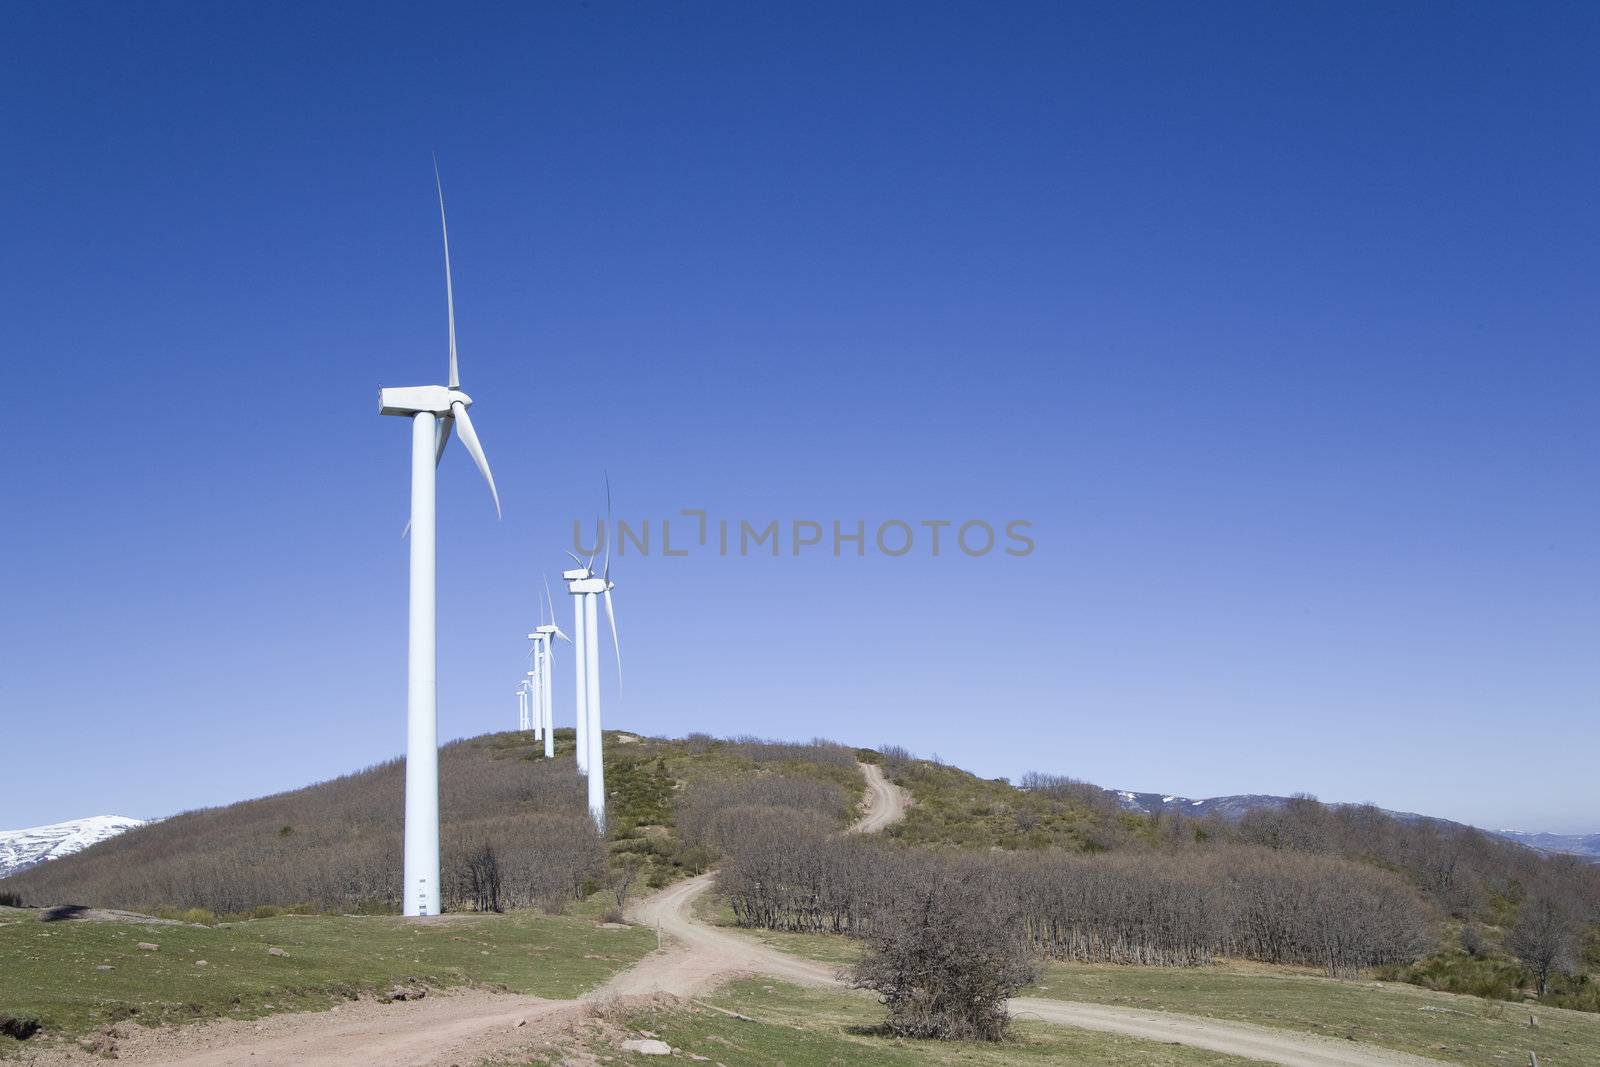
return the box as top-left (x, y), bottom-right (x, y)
top-left (572, 589), bottom-right (589, 774)
top-left (403, 412), bottom-right (441, 918)
top-left (584, 591), bottom-right (604, 828)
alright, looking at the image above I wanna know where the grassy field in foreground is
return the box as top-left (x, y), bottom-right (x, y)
top-left (0, 905), bottom-right (654, 1053)
top-left (1030, 961), bottom-right (1600, 1067)
top-left (502, 978), bottom-right (1259, 1067)
top-left (688, 910), bottom-right (1600, 1067)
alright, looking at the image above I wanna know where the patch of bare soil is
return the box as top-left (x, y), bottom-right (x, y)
top-left (33, 905), bottom-right (187, 925)
top-left (20, 989), bottom-right (581, 1067)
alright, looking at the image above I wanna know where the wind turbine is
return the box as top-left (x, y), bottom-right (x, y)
top-left (564, 488), bottom-right (621, 829)
top-left (516, 681), bottom-right (531, 733)
top-left (378, 163), bottom-right (500, 917)
top-left (530, 578), bottom-right (569, 759)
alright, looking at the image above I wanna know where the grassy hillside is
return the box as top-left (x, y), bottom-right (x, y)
top-left (0, 904), bottom-right (653, 1051)
top-left (872, 749), bottom-right (1600, 1001)
top-left (7, 728), bottom-right (1596, 1036)
top-left (873, 751), bottom-right (1156, 851)
top-left (681, 907), bottom-right (1600, 1067)
top-left (0, 730), bottom-right (863, 915)
top-left (1027, 962), bottom-right (1600, 1067)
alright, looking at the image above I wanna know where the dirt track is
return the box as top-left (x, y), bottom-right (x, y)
top-left (25, 761), bottom-right (1443, 1067)
top-left (850, 760), bottom-right (907, 832)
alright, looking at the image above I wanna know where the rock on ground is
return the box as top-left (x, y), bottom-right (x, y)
top-left (620, 1038), bottom-right (673, 1055)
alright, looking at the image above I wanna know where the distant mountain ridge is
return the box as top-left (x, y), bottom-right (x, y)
top-left (1108, 790), bottom-right (1599, 860)
top-left (1494, 829), bottom-right (1600, 860)
top-left (0, 816), bottom-right (145, 879)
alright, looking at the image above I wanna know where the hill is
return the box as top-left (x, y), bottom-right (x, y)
top-left (1109, 789), bottom-right (1600, 861)
top-left (2, 729), bottom-right (1598, 1050)
top-left (0, 730), bottom-right (862, 916)
top-left (0, 816), bottom-right (144, 879)
top-left (1496, 829), bottom-right (1600, 860)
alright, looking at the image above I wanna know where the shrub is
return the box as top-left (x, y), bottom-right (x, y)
top-left (850, 861), bottom-right (1036, 1041)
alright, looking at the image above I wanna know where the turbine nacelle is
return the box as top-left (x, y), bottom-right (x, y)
top-left (379, 386), bottom-right (474, 417)
top-left (568, 576), bottom-right (612, 595)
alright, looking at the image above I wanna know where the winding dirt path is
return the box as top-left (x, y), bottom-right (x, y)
top-left (621, 761), bottom-right (1444, 1067)
top-left (28, 761), bottom-right (1443, 1067)
top-left (850, 760), bottom-right (908, 832)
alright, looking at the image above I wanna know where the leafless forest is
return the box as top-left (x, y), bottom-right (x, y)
top-left (2, 733), bottom-right (605, 914)
top-left (722, 834), bottom-right (1429, 976)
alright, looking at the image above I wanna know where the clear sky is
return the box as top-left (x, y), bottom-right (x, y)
top-left (2, 3), bottom-right (1596, 834)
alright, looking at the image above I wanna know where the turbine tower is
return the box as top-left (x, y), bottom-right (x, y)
top-left (564, 497), bottom-right (620, 829)
top-left (516, 682), bottom-right (530, 733)
top-left (539, 579), bottom-right (569, 757)
top-left (530, 579), bottom-right (569, 759)
top-left (521, 627), bottom-right (542, 741)
top-left (378, 164), bottom-right (500, 917)
top-left (566, 561), bottom-right (591, 775)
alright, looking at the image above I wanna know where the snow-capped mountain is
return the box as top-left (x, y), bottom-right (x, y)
top-left (0, 816), bottom-right (145, 879)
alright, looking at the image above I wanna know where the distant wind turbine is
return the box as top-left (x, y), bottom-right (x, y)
top-left (564, 484), bottom-right (621, 828)
top-left (378, 162), bottom-right (500, 917)
top-left (530, 578), bottom-right (569, 759)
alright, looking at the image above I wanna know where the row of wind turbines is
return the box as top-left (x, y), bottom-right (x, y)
top-left (518, 558), bottom-right (622, 834)
top-left (378, 164), bottom-right (620, 917)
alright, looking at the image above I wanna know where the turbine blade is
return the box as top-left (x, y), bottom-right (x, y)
top-left (554, 626), bottom-right (572, 644)
top-left (544, 575), bottom-right (556, 624)
top-left (401, 417), bottom-right (453, 538)
top-left (434, 415), bottom-right (453, 466)
top-left (433, 156), bottom-right (459, 390)
top-left (602, 470), bottom-right (613, 579)
top-left (603, 587), bottom-right (621, 694)
top-left (450, 400), bottom-right (500, 518)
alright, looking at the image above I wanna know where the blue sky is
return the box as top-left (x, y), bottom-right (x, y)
top-left (2, 3), bottom-right (1596, 833)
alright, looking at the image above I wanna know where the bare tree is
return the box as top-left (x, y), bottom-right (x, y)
top-left (1508, 890), bottom-right (1581, 996)
top-left (462, 843), bottom-right (502, 913)
top-left (610, 854), bottom-right (646, 912)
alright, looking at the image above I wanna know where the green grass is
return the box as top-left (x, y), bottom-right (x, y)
top-left (498, 978), bottom-right (1259, 1066)
top-left (1028, 960), bottom-right (1600, 1067)
top-left (883, 757), bottom-right (1155, 851)
top-left (1382, 948), bottom-right (1600, 1014)
top-left (609, 979), bottom-right (1258, 1066)
top-left (0, 906), bottom-right (654, 1052)
top-left (681, 916), bottom-right (1600, 1067)
top-left (599, 734), bottom-right (865, 886)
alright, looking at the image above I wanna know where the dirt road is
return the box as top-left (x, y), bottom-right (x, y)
top-left (1008, 997), bottom-right (1443, 1067)
top-left (28, 760), bottom-right (1445, 1067)
top-left (850, 760), bottom-right (908, 832)
top-left (619, 761), bottom-right (1443, 1067)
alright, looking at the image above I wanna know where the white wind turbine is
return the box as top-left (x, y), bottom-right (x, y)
top-left (564, 488), bottom-right (621, 829)
top-left (378, 163), bottom-right (501, 917)
top-left (529, 577), bottom-right (569, 759)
